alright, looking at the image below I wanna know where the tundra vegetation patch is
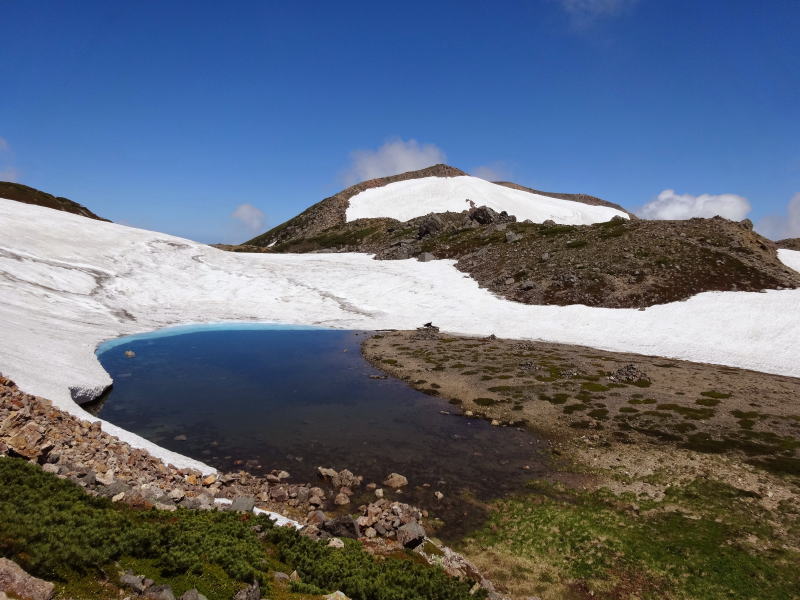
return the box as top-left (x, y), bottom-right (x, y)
top-left (0, 457), bottom-right (483, 600)
top-left (363, 331), bottom-right (800, 599)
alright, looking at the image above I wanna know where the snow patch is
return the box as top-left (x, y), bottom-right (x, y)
top-left (345, 175), bottom-right (628, 224)
top-left (2, 198), bottom-right (800, 474)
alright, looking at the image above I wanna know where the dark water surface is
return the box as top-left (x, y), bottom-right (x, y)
top-left (95, 327), bottom-right (549, 508)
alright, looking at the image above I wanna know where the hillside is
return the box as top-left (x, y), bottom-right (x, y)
top-left (0, 181), bottom-right (108, 221)
top-left (777, 238), bottom-right (800, 250)
top-left (240, 168), bottom-right (798, 307)
top-left (246, 164), bottom-right (634, 247)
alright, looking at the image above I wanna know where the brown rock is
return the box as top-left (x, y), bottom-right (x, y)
top-left (0, 558), bottom-right (55, 600)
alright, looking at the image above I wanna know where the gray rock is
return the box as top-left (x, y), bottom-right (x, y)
top-left (272, 572), bottom-right (290, 583)
top-left (396, 520), bottom-right (426, 548)
top-left (119, 571), bottom-right (148, 593)
top-left (417, 252), bottom-right (435, 262)
top-left (230, 495), bottom-right (256, 513)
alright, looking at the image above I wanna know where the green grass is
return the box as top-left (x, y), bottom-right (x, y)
top-left (462, 479), bottom-right (800, 599)
top-left (0, 458), bottom-right (482, 600)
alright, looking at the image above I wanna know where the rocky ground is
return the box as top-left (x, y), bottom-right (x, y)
top-left (246, 205), bottom-right (799, 308)
top-left (362, 328), bottom-right (800, 599)
top-left (0, 375), bottom-right (504, 599)
top-left (777, 237), bottom-right (800, 250)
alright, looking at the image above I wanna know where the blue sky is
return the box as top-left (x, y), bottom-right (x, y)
top-left (1, 0), bottom-right (798, 242)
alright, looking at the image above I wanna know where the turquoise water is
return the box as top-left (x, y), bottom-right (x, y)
top-left (95, 326), bottom-right (548, 511)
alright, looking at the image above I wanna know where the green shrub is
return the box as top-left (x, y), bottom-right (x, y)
top-left (0, 458), bottom-right (482, 600)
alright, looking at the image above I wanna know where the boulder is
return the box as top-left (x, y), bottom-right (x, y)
top-left (323, 593), bottom-right (351, 600)
top-left (230, 495), bottom-right (255, 513)
top-left (272, 572), bottom-right (290, 583)
top-left (0, 558), bottom-right (54, 600)
top-left (382, 473), bottom-right (408, 488)
top-left (396, 520), bottom-right (426, 548)
top-left (322, 516), bottom-right (361, 539)
top-left (119, 571), bottom-right (149, 593)
top-left (417, 252), bottom-right (436, 262)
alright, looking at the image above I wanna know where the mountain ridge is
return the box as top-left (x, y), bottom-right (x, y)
top-left (245, 164), bottom-right (635, 247)
top-left (0, 181), bottom-right (108, 222)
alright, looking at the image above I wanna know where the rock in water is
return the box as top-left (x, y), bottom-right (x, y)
top-left (383, 472), bottom-right (408, 488)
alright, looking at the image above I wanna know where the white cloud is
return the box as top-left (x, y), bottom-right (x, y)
top-left (471, 162), bottom-right (513, 182)
top-left (639, 189), bottom-right (751, 221)
top-left (230, 203), bottom-right (266, 233)
top-left (555, 0), bottom-right (637, 26)
top-left (756, 193), bottom-right (800, 241)
top-left (0, 167), bottom-right (19, 182)
top-left (0, 138), bottom-right (17, 181)
top-left (343, 139), bottom-right (447, 185)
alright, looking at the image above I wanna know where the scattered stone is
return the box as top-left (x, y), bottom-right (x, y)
top-left (434, 491), bottom-right (444, 501)
top-left (0, 558), bottom-right (54, 600)
top-left (383, 473), bottom-right (408, 488)
top-left (608, 364), bottom-right (651, 385)
top-left (230, 495), bottom-right (255, 513)
top-left (334, 492), bottom-right (350, 505)
top-left (374, 488), bottom-right (384, 498)
top-left (327, 537), bottom-right (345, 549)
top-left (323, 592), bottom-right (351, 600)
top-left (173, 434), bottom-right (187, 441)
top-left (417, 252), bottom-right (436, 262)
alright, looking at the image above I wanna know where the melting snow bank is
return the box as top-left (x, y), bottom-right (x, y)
top-left (345, 175), bottom-right (629, 224)
top-left (1, 198), bottom-right (800, 470)
top-left (213, 498), bottom-right (302, 529)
